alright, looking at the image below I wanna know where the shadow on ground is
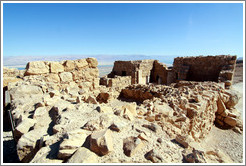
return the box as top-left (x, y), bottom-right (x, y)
top-left (3, 112), bottom-right (20, 163)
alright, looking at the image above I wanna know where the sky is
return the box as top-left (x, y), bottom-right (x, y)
top-left (3, 3), bottom-right (244, 61)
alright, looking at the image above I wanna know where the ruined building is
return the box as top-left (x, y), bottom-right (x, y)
top-left (3, 54), bottom-right (242, 163)
top-left (100, 55), bottom-right (237, 89)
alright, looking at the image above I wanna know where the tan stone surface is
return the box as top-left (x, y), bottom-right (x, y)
top-left (67, 147), bottom-right (98, 163)
top-left (25, 61), bottom-right (49, 75)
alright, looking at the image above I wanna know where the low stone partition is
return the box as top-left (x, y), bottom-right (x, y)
top-left (121, 81), bottom-right (242, 141)
top-left (100, 76), bottom-right (131, 88)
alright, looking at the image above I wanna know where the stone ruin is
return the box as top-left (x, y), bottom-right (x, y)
top-left (2, 55), bottom-right (242, 163)
top-left (100, 55), bottom-right (237, 89)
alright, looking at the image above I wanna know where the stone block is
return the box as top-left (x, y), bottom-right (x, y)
top-left (123, 136), bottom-right (144, 157)
top-left (25, 61), bottom-right (49, 75)
top-left (67, 147), bottom-right (98, 163)
top-left (50, 62), bottom-right (64, 73)
top-left (59, 72), bottom-right (73, 83)
top-left (90, 129), bottom-right (113, 156)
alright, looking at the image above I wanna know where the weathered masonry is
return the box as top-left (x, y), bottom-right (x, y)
top-left (172, 55), bottom-right (237, 89)
top-left (101, 60), bottom-right (171, 86)
top-left (100, 55), bottom-right (237, 89)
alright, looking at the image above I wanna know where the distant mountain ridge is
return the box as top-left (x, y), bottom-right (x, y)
top-left (3, 54), bottom-right (176, 67)
top-left (4, 54), bottom-right (239, 68)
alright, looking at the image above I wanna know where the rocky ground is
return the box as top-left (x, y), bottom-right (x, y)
top-left (200, 60), bottom-right (244, 163)
top-left (2, 59), bottom-right (244, 163)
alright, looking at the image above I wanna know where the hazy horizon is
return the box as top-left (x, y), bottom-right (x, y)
top-left (4, 54), bottom-right (243, 69)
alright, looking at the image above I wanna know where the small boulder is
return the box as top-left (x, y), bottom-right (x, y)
top-left (86, 58), bottom-right (98, 68)
top-left (183, 149), bottom-right (206, 163)
top-left (90, 129), bottom-right (113, 156)
top-left (145, 149), bottom-right (164, 163)
top-left (63, 60), bottom-right (75, 72)
top-left (57, 129), bottom-right (87, 160)
top-left (217, 96), bottom-right (226, 114)
top-left (122, 103), bottom-right (137, 116)
top-left (67, 147), bottom-right (98, 163)
top-left (224, 116), bottom-right (237, 127)
top-left (74, 59), bottom-right (88, 69)
top-left (224, 90), bottom-right (239, 109)
top-left (87, 96), bottom-right (98, 104)
top-left (123, 136), bottom-right (144, 157)
top-left (175, 135), bottom-right (193, 148)
top-left (14, 118), bottom-right (37, 141)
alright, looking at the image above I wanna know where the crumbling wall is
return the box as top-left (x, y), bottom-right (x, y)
top-left (172, 55), bottom-right (237, 89)
top-left (138, 60), bottom-right (155, 84)
top-left (109, 60), bottom-right (155, 84)
top-left (151, 60), bottom-right (168, 84)
top-left (100, 76), bottom-right (131, 88)
top-left (121, 81), bottom-right (241, 141)
top-left (24, 58), bottom-right (99, 90)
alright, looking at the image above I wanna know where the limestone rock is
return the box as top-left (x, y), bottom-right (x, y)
top-left (25, 61), bottom-right (49, 75)
top-left (30, 146), bottom-right (63, 163)
top-left (122, 108), bottom-right (135, 121)
top-left (224, 116), bottom-right (237, 127)
top-left (57, 129), bottom-right (88, 160)
top-left (217, 96), bottom-right (226, 114)
top-left (45, 73), bottom-right (60, 83)
top-left (96, 105), bottom-right (113, 113)
top-left (82, 120), bottom-right (99, 131)
top-left (17, 129), bottom-right (47, 162)
top-left (86, 57), bottom-right (98, 68)
top-left (123, 136), bottom-right (144, 157)
top-left (74, 59), bottom-right (88, 69)
top-left (142, 123), bottom-right (160, 133)
top-left (9, 84), bottom-right (43, 100)
top-left (183, 149), bottom-right (207, 163)
top-left (63, 60), bottom-right (75, 72)
top-left (109, 120), bottom-right (128, 132)
top-left (67, 147), bottom-right (98, 163)
top-left (87, 96), bottom-right (98, 104)
top-left (33, 107), bottom-right (47, 119)
top-left (90, 129), bottom-right (113, 156)
top-left (122, 103), bottom-right (137, 116)
top-left (14, 118), bottom-right (37, 141)
top-left (59, 72), bottom-right (73, 83)
top-left (50, 62), bottom-right (64, 73)
top-left (96, 92), bottom-right (111, 103)
top-left (224, 90), bottom-right (239, 109)
top-left (175, 135), bottom-right (193, 148)
top-left (153, 102), bottom-right (174, 117)
top-left (145, 149), bottom-right (164, 163)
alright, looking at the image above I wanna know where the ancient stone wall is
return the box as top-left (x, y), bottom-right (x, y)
top-left (109, 60), bottom-right (155, 84)
top-left (24, 58), bottom-right (99, 89)
top-left (151, 60), bottom-right (168, 84)
top-left (172, 55), bottom-right (237, 89)
top-left (138, 60), bottom-right (155, 84)
top-left (100, 76), bottom-right (131, 88)
top-left (120, 81), bottom-right (241, 141)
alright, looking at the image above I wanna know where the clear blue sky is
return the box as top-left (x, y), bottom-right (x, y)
top-left (3, 3), bottom-right (244, 58)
